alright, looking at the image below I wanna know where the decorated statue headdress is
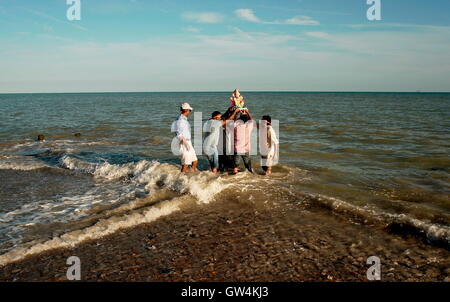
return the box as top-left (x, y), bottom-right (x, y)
top-left (230, 89), bottom-right (247, 111)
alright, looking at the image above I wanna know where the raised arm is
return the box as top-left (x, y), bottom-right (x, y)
top-left (245, 109), bottom-right (253, 121)
top-left (222, 107), bottom-right (238, 125)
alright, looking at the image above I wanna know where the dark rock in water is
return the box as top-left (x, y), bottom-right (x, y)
top-left (430, 167), bottom-right (446, 172)
top-left (146, 233), bottom-right (157, 240)
top-left (37, 134), bottom-right (45, 141)
top-left (385, 222), bottom-right (450, 250)
top-left (158, 267), bottom-right (172, 274)
top-left (386, 222), bottom-right (425, 239)
top-left (74, 133), bottom-right (81, 137)
top-left (135, 191), bottom-right (147, 198)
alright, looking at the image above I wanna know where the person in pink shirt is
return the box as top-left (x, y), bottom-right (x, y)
top-left (232, 109), bottom-right (254, 174)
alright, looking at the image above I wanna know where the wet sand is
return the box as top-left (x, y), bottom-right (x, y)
top-left (1, 196), bottom-right (449, 282)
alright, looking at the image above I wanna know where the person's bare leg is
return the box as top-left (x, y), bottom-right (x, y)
top-left (181, 165), bottom-right (189, 173)
top-left (266, 167), bottom-right (272, 175)
top-left (211, 168), bottom-right (218, 174)
top-left (191, 160), bottom-right (198, 172)
top-left (232, 155), bottom-right (239, 174)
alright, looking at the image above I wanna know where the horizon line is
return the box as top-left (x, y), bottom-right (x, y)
top-left (1, 90), bottom-right (450, 95)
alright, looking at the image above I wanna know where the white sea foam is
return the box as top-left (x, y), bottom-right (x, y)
top-left (0, 157), bottom-right (229, 265)
top-left (59, 156), bottom-right (228, 203)
top-left (0, 156), bottom-right (50, 171)
top-left (0, 197), bottom-right (185, 266)
top-left (307, 193), bottom-right (450, 246)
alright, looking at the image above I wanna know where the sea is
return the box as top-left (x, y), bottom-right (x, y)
top-left (0, 92), bottom-right (449, 264)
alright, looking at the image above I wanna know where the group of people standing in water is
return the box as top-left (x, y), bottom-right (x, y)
top-left (173, 91), bottom-right (279, 175)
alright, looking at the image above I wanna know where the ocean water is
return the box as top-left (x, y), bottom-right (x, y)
top-left (0, 92), bottom-right (449, 264)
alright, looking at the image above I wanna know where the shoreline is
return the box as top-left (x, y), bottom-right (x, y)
top-left (1, 196), bottom-right (449, 282)
top-left (2, 91), bottom-right (450, 95)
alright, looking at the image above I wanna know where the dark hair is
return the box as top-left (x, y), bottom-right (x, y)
top-left (240, 112), bottom-right (249, 123)
top-left (262, 115), bottom-right (272, 124)
top-left (211, 111), bottom-right (221, 118)
top-left (180, 108), bottom-right (191, 113)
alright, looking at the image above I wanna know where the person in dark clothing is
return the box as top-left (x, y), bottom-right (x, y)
top-left (219, 107), bottom-right (236, 172)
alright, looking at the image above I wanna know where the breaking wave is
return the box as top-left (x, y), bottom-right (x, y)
top-left (0, 197), bottom-right (185, 265)
top-left (304, 193), bottom-right (450, 249)
top-left (0, 153), bottom-right (448, 267)
top-left (0, 155), bottom-right (230, 265)
top-left (59, 155), bottom-right (227, 203)
top-left (0, 156), bottom-right (51, 171)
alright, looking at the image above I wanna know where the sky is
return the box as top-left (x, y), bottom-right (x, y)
top-left (0, 0), bottom-right (449, 93)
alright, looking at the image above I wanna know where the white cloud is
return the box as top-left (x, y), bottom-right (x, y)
top-left (234, 9), bottom-right (261, 23)
top-left (1, 26), bottom-right (449, 92)
top-left (285, 16), bottom-right (319, 26)
top-left (182, 12), bottom-right (224, 24)
top-left (235, 8), bottom-right (319, 26)
top-left (305, 28), bottom-right (450, 58)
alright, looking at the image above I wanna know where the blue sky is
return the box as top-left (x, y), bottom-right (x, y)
top-left (0, 0), bottom-right (449, 92)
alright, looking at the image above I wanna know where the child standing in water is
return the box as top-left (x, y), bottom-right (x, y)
top-left (260, 115), bottom-right (278, 175)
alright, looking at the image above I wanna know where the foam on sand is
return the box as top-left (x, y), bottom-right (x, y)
top-left (0, 158), bottom-right (230, 265)
top-left (0, 197), bottom-right (184, 266)
top-left (306, 193), bottom-right (450, 248)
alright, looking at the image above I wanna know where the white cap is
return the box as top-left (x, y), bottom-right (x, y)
top-left (181, 103), bottom-right (193, 110)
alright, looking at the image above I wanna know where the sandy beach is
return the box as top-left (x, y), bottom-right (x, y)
top-left (1, 193), bottom-right (449, 282)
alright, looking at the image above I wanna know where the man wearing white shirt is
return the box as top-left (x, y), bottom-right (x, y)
top-left (174, 103), bottom-right (198, 173)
